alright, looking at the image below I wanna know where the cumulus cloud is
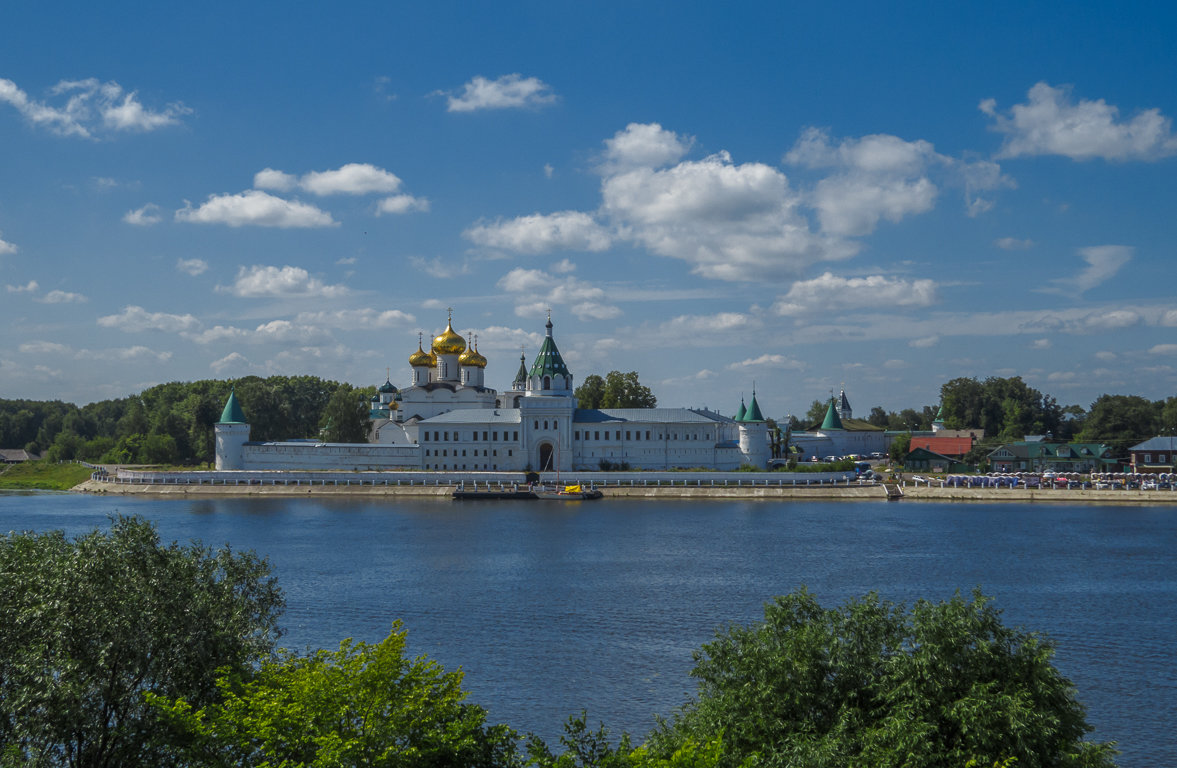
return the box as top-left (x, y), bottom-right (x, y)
top-left (176, 190), bottom-right (337, 228)
top-left (211, 352), bottom-right (250, 374)
top-left (293, 308), bottom-right (415, 329)
top-left (98, 305), bottom-right (201, 333)
top-left (981, 82), bottom-right (1177, 161)
top-left (376, 194), bottom-right (430, 214)
top-left (176, 257), bottom-right (209, 276)
top-left (496, 267), bottom-right (621, 321)
top-left (445, 74), bottom-right (556, 112)
top-left (37, 290), bottom-right (87, 304)
top-left (218, 265), bottom-right (349, 298)
top-left (726, 353), bottom-right (806, 371)
top-left (0, 232), bottom-right (17, 255)
top-left (599, 122), bottom-right (693, 174)
top-left (995, 237), bottom-right (1034, 250)
top-left (465, 211), bottom-right (612, 254)
top-left (773, 273), bottom-right (938, 316)
top-left (1162, 309), bottom-right (1177, 327)
top-left (6, 280), bottom-right (37, 293)
top-left (300, 163), bottom-right (403, 196)
top-left (253, 168), bottom-right (298, 192)
top-left (1150, 344), bottom-right (1177, 355)
top-left (19, 341), bottom-right (71, 355)
top-left (909, 336), bottom-right (940, 348)
top-left (0, 77), bottom-right (190, 138)
top-left (1043, 245), bottom-right (1133, 295)
top-left (785, 127), bottom-right (1010, 234)
top-left (123, 203), bottom-right (162, 226)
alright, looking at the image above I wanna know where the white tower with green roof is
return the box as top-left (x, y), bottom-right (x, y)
top-left (214, 388), bottom-right (250, 470)
top-left (736, 389), bottom-right (769, 468)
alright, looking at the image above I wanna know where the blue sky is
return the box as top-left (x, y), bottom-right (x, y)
top-left (3, 1), bottom-right (1176, 420)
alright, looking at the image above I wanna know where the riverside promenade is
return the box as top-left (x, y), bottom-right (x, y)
top-left (75, 468), bottom-right (1177, 503)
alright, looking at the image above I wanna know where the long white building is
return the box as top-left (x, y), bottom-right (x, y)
top-left (216, 312), bottom-right (769, 472)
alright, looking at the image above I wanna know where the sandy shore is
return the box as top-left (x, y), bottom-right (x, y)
top-left (73, 479), bottom-right (1177, 504)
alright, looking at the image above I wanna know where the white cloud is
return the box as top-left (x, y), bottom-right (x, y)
top-left (211, 352), bottom-right (250, 374)
top-left (97, 305), bottom-right (201, 333)
top-left (0, 232), bottom-right (17, 255)
top-left (1149, 344), bottom-right (1177, 356)
top-left (6, 280), bottom-right (37, 293)
top-left (599, 122), bottom-right (693, 173)
top-left (727, 354), bottom-right (806, 371)
top-left (253, 168), bottom-right (298, 192)
top-left (1094, 350), bottom-right (1118, 361)
top-left (300, 163), bottom-right (402, 196)
top-left (465, 211), bottom-right (612, 254)
top-left (909, 336), bottom-right (940, 348)
top-left (218, 264), bottom-right (349, 298)
top-left (981, 82), bottom-right (1177, 161)
top-left (123, 203), bottom-right (162, 226)
top-left (187, 325), bottom-right (247, 345)
top-left (37, 289), bottom-right (87, 304)
top-left (1031, 338), bottom-right (1052, 349)
top-left (1162, 309), bottom-right (1177, 327)
top-left (75, 345), bottom-right (172, 363)
top-left (376, 194), bottom-right (430, 214)
top-left (784, 128), bottom-right (1009, 235)
top-left (1043, 245), bottom-right (1133, 295)
top-left (176, 257), bottom-right (208, 276)
top-left (773, 273), bottom-right (938, 316)
top-left (445, 74), bottom-right (556, 112)
top-left (293, 308), bottom-right (415, 329)
top-left (19, 341), bottom-right (71, 355)
top-left (544, 163), bottom-right (554, 179)
top-left (0, 77), bottom-right (189, 138)
top-left (602, 149), bottom-right (854, 280)
top-left (410, 255), bottom-right (470, 279)
top-left (496, 267), bottom-right (621, 321)
top-left (995, 237), bottom-right (1034, 250)
top-left (176, 190), bottom-right (337, 228)
top-left (883, 359), bottom-right (908, 369)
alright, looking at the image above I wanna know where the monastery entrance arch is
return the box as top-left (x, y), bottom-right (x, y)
top-left (537, 442), bottom-right (555, 472)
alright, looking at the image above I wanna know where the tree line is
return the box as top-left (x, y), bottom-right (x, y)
top-left (0, 517), bottom-right (1118, 768)
top-left (0, 375), bottom-right (374, 465)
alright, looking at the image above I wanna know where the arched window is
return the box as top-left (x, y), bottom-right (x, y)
top-left (544, 375), bottom-right (551, 389)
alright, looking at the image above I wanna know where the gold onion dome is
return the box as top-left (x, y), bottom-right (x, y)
top-left (460, 339), bottom-right (488, 368)
top-left (409, 342), bottom-right (432, 367)
top-left (432, 319), bottom-right (466, 356)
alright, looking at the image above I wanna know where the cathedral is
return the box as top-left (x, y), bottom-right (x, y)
top-left (217, 312), bottom-right (768, 472)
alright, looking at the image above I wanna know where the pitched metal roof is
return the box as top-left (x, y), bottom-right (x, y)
top-left (218, 389), bottom-right (247, 424)
top-left (574, 408), bottom-right (735, 424)
top-left (1130, 436), bottom-right (1177, 451)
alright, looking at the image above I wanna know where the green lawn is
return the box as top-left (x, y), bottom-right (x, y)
top-left (0, 461), bottom-right (95, 490)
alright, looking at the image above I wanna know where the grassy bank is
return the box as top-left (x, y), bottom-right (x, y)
top-left (0, 461), bottom-right (94, 490)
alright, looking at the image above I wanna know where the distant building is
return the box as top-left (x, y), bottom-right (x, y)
top-left (1129, 436), bottom-right (1177, 473)
top-left (0, 448), bottom-right (38, 464)
top-left (789, 393), bottom-right (889, 460)
top-left (216, 312), bottom-right (770, 472)
top-left (987, 441), bottom-right (1115, 473)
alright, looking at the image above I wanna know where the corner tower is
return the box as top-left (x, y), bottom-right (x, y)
top-left (526, 313), bottom-right (573, 396)
top-left (214, 388), bottom-right (250, 470)
top-left (737, 389), bottom-right (769, 468)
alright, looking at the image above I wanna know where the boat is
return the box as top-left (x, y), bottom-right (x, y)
top-left (532, 484), bottom-right (603, 501)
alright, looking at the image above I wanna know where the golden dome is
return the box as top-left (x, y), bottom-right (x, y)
top-left (409, 342), bottom-right (432, 367)
top-left (460, 339), bottom-right (487, 369)
top-left (431, 319), bottom-right (466, 356)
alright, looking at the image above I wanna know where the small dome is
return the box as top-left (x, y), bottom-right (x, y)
top-left (409, 342), bottom-right (432, 367)
top-left (432, 319), bottom-right (466, 356)
top-left (379, 379), bottom-right (397, 394)
top-left (460, 341), bottom-right (487, 369)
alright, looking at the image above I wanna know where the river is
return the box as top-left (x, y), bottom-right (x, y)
top-left (1, 491), bottom-right (1174, 765)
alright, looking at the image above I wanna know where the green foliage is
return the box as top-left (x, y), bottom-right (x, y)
top-left (940, 376), bottom-right (1063, 440)
top-left (154, 622), bottom-right (517, 768)
top-left (320, 384), bottom-right (374, 443)
top-left (1078, 394), bottom-right (1161, 453)
top-left (0, 516), bottom-right (284, 768)
top-left (650, 588), bottom-right (1116, 768)
top-left (577, 372), bottom-right (656, 410)
top-left (0, 460), bottom-right (94, 490)
top-left (527, 715), bottom-right (726, 768)
top-left (888, 432), bottom-right (911, 463)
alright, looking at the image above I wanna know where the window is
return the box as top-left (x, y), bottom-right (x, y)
top-left (482, 431), bottom-right (488, 441)
top-left (1145, 453), bottom-right (1153, 463)
top-left (514, 431), bottom-right (519, 441)
top-left (575, 431), bottom-right (580, 440)
top-left (462, 450), bottom-right (466, 457)
top-left (535, 420), bottom-right (539, 430)
top-left (646, 431), bottom-right (651, 440)
top-left (444, 431), bottom-right (449, 441)
top-left (1160, 453), bottom-right (1168, 462)
top-left (442, 449), bottom-right (447, 457)
top-left (544, 420), bottom-right (548, 430)
top-left (423, 432), bottom-right (429, 442)
top-left (433, 431), bottom-right (439, 441)
top-left (508, 450), bottom-right (513, 456)
top-left (493, 431), bottom-right (498, 441)
top-left (594, 431), bottom-right (599, 440)
top-left (626, 431), bottom-right (631, 440)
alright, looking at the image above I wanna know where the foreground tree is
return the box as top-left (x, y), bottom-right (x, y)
top-left (0, 516), bottom-right (284, 768)
top-left (576, 372), bottom-right (657, 410)
top-left (319, 384), bottom-right (373, 443)
top-left (153, 623), bottom-right (518, 768)
top-left (650, 588), bottom-right (1116, 768)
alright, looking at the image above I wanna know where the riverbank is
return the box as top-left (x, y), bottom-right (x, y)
top-left (72, 478), bottom-right (1177, 503)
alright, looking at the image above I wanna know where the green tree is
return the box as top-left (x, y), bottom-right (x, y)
top-left (1078, 394), bottom-right (1160, 453)
top-left (0, 516), bottom-right (284, 768)
top-left (154, 623), bottom-right (517, 768)
top-left (805, 399), bottom-right (828, 426)
top-left (575, 374), bottom-right (607, 409)
top-left (650, 588), bottom-right (1115, 768)
top-left (888, 432), bottom-right (911, 463)
top-left (319, 385), bottom-right (371, 443)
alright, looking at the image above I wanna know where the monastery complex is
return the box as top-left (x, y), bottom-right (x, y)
top-left (216, 313), bottom-right (784, 472)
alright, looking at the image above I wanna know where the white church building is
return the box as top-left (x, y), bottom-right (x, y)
top-left (216, 312), bottom-right (769, 472)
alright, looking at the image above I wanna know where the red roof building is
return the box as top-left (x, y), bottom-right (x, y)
top-left (910, 436), bottom-right (973, 458)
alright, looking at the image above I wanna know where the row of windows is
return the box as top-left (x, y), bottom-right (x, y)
top-left (573, 429), bottom-right (711, 442)
top-left (430, 464), bottom-right (499, 470)
top-left (425, 449), bottom-right (513, 458)
top-left (423, 430), bottom-right (520, 442)
top-left (1142, 453), bottom-right (1170, 463)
